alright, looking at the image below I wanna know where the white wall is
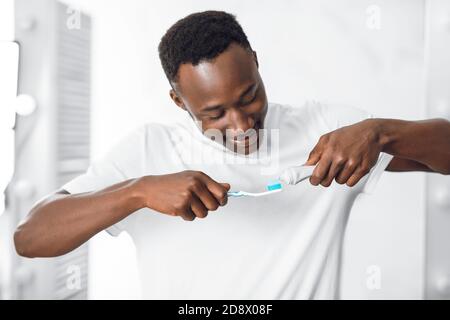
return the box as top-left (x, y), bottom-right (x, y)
top-left (61, 0), bottom-right (426, 299)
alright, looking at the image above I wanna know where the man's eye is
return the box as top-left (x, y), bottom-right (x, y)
top-left (209, 111), bottom-right (224, 120)
top-left (242, 93), bottom-right (257, 106)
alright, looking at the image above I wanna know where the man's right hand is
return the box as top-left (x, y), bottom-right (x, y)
top-left (136, 171), bottom-right (230, 221)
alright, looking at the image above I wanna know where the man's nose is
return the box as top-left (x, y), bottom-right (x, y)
top-left (227, 108), bottom-right (255, 136)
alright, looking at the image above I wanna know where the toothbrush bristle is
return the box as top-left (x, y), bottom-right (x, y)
top-left (267, 180), bottom-right (282, 191)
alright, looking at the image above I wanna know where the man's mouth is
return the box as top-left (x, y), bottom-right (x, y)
top-left (230, 122), bottom-right (261, 148)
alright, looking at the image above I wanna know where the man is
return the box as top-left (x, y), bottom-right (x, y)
top-left (14, 11), bottom-right (450, 299)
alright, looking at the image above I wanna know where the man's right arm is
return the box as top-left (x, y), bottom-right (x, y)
top-left (14, 171), bottom-right (229, 258)
top-left (14, 178), bottom-right (145, 258)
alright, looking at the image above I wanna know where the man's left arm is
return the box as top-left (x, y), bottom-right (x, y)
top-left (374, 118), bottom-right (450, 174)
top-left (305, 118), bottom-right (450, 187)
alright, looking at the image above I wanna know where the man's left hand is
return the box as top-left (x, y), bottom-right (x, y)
top-left (304, 119), bottom-right (381, 187)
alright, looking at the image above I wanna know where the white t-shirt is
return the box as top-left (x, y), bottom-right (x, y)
top-left (62, 101), bottom-right (393, 299)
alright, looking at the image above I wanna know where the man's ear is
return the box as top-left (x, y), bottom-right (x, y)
top-left (169, 89), bottom-right (186, 111)
top-left (252, 50), bottom-right (259, 68)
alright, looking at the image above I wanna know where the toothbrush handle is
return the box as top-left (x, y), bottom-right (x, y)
top-left (227, 189), bottom-right (282, 197)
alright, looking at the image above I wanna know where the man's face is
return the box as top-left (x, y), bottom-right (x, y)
top-left (170, 43), bottom-right (268, 155)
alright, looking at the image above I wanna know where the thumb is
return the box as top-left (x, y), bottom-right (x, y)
top-left (221, 183), bottom-right (231, 191)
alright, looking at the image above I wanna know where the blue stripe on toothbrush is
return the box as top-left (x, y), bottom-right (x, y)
top-left (266, 180), bottom-right (282, 191)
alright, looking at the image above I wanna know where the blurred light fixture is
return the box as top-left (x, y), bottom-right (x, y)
top-left (434, 99), bottom-right (450, 119)
top-left (433, 186), bottom-right (450, 209)
top-left (16, 16), bottom-right (36, 31)
top-left (435, 274), bottom-right (450, 296)
top-left (15, 94), bottom-right (36, 116)
top-left (12, 180), bottom-right (35, 201)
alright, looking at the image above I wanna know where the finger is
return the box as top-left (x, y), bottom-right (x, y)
top-left (221, 183), bottom-right (231, 191)
top-left (310, 157), bottom-right (331, 186)
top-left (197, 173), bottom-right (229, 206)
top-left (192, 183), bottom-right (220, 211)
top-left (220, 183), bottom-right (230, 206)
top-left (321, 160), bottom-right (345, 187)
top-left (305, 145), bottom-right (321, 166)
top-left (180, 207), bottom-right (196, 221)
top-left (346, 165), bottom-right (371, 187)
top-left (335, 160), bottom-right (358, 185)
top-left (190, 195), bottom-right (208, 218)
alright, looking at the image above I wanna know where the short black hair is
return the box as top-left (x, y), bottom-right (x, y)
top-left (158, 10), bottom-right (252, 84)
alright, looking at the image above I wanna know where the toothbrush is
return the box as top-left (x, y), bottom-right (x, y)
top-left (227, 180), bottom-right (283, 198)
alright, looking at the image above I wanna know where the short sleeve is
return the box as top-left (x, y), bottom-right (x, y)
top-left (361, 152), bottom-right (393, 194)
top-left (61, 126), bottom-right (148, 236)
top-left (312, 101), bottom-right (373, 130)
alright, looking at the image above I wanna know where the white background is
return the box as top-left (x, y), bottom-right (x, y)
top-left (1, 0), bottom-right (427, 299)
